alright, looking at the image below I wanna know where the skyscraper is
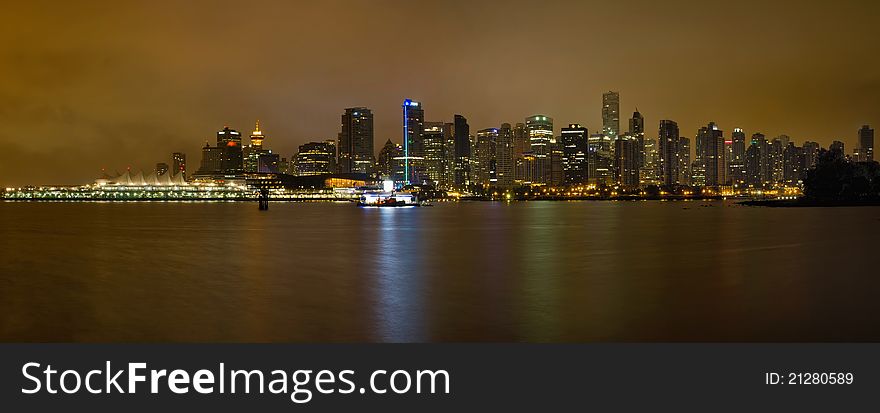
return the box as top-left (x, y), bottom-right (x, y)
top-left (602, 91), bottom-right (620, 141)
top-left (401, 100), bottom-right (425, 184)
top-left (561, 124), bottom-right (588, 185)
top-left (377, 139), bottom-right (404, 182)
top-left (453, 114), bottom-right (470, 188)
top-left (496, 123), bottom-right (514, 188)
top-left (615, 134), bottom-right (639, 187)
top-left (697, 122), bottom-right (726, 186)
top-left (729, 128), bottom-right (746, 185)
top-left (526, 114), bottom-right (553, 184)
top-left (858, 125), bottom-right (874, 162)
top-left (628, 111), bottom-right (645, 167)
top-left (218, 126), bottom-right (243, 174)
top-left (244, 120), bottom-right (270, 173)
top-left (474, 128), bottom-right (498, 186)
top-left (155, 162), bottom-right (169, 176)
top-left (338, 107), bottom-right (374, 175)
top-left (745, 133), bottom-right (770, 187)
top-left (422, 122), bottom-right (447, 186)
top-left (658, 120), bottom-right (680, 186)
top-left (640, 138), bottom-right (660, 186)
top-left (588, 132), bottom-right (613, 185)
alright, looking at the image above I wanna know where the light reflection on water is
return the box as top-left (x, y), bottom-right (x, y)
top-left (1, 200), bottom-right (879, 342)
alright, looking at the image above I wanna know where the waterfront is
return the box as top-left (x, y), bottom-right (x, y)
top-left (1, 201), bottom-right (879, 342)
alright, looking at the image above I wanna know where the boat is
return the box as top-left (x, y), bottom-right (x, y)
top-left (357, 191), bottom-right (419, 207)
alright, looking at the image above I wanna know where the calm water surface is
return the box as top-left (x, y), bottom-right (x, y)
top-left (1, 200), bottom-right (879, 342)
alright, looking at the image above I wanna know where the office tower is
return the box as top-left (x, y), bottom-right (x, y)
top-left (745, 133), bottom-right (770, 187)
top-left (441, 122), bottom-right (455, 188)
top-left (294, 141), bottom-right (337, 176)
top-left (615, 134), bottom-right (640, 187)
top-left (561, 124), bottom-right (588, 185)
top-left (770, 138), bottom-right (784, 184)
top-left (217, 126), bottom-right (243, 174)
top-left (526, 115), bottom-right (554, 184)
top-left (377, 139), bottom-right (405, 182)
top-left (338, 107), bottom-right (374, 175)
top-left (602, 91), bottom-right (620, 140)
top-left (402, 99), bottom-right (425, 184)
top-left (629, 111), bottom-right (645, 167)
top-left (678, 137), bottom-right (692, 186)
top-left (550, 139), bottom-right (564, 186)
top-left (802, 141), bottom-right (820, 169)
top-left (422, 122), bottom-right (447, 186)
top-left (513, 123), bottom-right (529, 157)
top-left (658, 120), bottom-right (680, 186)
top-left (640, 138), bottom-right (660, 186)
top-left (588, 132), bottom-right (614, 185)
top-left (783, 143), bottom-right (805, 185)
top-left (496, 123), bottom-right (515, 188)
top-left (172, 152), bottom-right (186, 178)
top-left (244, 120), bottom-right (271, 173)
top-left (858, 125), bottom-right (874, 162)
top-left (474, 128), bottom-right (498, 186)
top-left (516, 152), bottom-right (537, 185)
top-left (696, 122), bottom-right (726, 186)
top-left (729, 128), bottom-right (746, 185)
top-left (155, 163), bottom-right (169, 176)
top-left (453, 114), bottom-right (471, 188)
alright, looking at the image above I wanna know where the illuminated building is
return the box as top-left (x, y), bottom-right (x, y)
top-left (729, 128), bottom-right (746, 185)
top-left (172, 152), bottom-right (186, 178)
top-left (658, 119), bottom-right (680, 186)
top-left (526, 114), bottom-right (553, 184)
top-left (640, 138), bottom-right (660, 186)
top-left (442, 121), bottom-right (455, 188)
top-left (453, 114), bottom-right (471, 188)
top-left (155, 162), bottom-right (169, 176)
top-left (802, 141), bottom-right (820, 169)
top-left (628, 110), bottom-right (645, 168)
top-left (422, 122), bottom-right (447, 185)
top-left (615, 134), bottom-right (639, 187)
top-left (516, 152), bottom-right (537, 185)
top-left (294, 141), bottom-right (336, 176)
top-left (830, 140), bottom-right (845, 158)
top-left (377, 139), bottom-right (405, 183)
top-left (474, 128), bottom-right (498, 186)
top-left (402, 99), bottom-right (425, 184)
top-left (678, 136), bottom-right (691, 186)
top-left (858, 125), bottom-right (874, 162)
top-left (588, 132), bottom-right (613, 185)
top-left (696, 122), bottom-right (726, 186)
top-left (244, 120), bottom-right (271, 173)
top-left (561, 124), bottom-right (588, 185)
top-left (602, 91), bottom-right (620, 141)
top-left (770, 138), bottom-right (785, 184)
top-left (495, 123), bottom-right (514, 188)
top-left (339, 107), bottom-right (374, 175)
top-left (745, 133), bottom-right (770, 187)
top-left (783, 143), bottom-right (805, 185)
top-left (195, 126), bottom-right (244, 180)
top-left (513, 122), bottom-right (529, 158)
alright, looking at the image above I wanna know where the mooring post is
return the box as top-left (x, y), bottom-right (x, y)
top-left (258, 188), bottom-right (269, 210)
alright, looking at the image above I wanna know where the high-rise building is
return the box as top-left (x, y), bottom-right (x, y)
top-left (658, 120), bottom-right (680, 186)
top-left (244, 120), bottom-right (271, 173)
top-left (338, 107), bottom-right (374, 175)
top-left (526, 115), bottom-right (554, 184)
top-left (770, 138), bottom-right (785, 184)
top-left (783, 143), bottom-right (805, 185)
top-left (377, 139), bottom-right (405, 182)
top-left (402, 100), bottom-right (425, 184)
top-left (858, 125), bottom-right (874, 162)
top-left (628, 111), bottom-right (645, 167)
top-left (172, 152), bottom-right (186, 178)
top-left (453, 114), bottom-right (470, 188)
top-left (745, 133), bottom-right (770, 187)
top-left (513, 123), bottom-right (529, 157)
top-left (196, 126), bottom-right (243, 178)
top-left (294, 141), bottom-right (337, 176)
top-left (696, 122), bottom-right (726, 186)
top-left (615, 134), bottom-right (640, 187)
top-left (474, 128), bottom-right (498, 187)
top-left (561, 124), bottom-right (588, 185)
top-left (802, 141), bottom-right (820, 170)
top-left (496, 123), bottom-right (515, 188)
top-left (422, 122), bottom-right (447, 186)
top-left (588, 132), bottom-right (613, 185)
top-left (678, 137), bottom-right (692, 186)
top-left (155, 163), bottom-right (169, 176)
top-left (729, 128), bottom-right (746, 185)
top-left (640, 138), bottom-right (660, 186)
top-left (602, 91), bottom-right (620, 141)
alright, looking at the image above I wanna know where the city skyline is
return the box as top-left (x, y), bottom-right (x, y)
top-left (2, 0), bottom-right (879, 186)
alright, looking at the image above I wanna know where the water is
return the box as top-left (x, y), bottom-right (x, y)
top-left (1, 200), bottom-right (879, 342)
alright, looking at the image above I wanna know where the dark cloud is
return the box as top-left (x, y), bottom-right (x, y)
top-left (1, 0), bottom-right (878, 186)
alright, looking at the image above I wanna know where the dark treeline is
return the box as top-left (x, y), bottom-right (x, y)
top-left (803, 149), bottom-right (880, 201)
